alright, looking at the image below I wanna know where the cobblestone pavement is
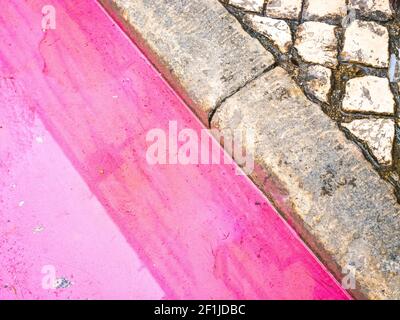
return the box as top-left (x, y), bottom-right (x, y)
top-left (221, 0), bottom-right (400, 196)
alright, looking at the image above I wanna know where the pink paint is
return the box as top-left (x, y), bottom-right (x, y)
top-left (0, 0), bottom-right (350, 299)
top-left (0, 112), bottom-right (164, 299)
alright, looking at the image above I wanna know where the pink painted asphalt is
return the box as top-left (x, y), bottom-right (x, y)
top-left (0, 0), bottom-right (350, 299)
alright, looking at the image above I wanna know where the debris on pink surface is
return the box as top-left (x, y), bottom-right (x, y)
top-left (0, 0), bottom-right (350, 299)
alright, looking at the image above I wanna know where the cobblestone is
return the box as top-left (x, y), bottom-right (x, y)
top-left (295, 22), bottom-right (338, 68)
top-left (265, 0), bottom-right (303, 20)
top-left (348, 0), bottom-right (394, 20)
top-left (341, 20), bottom-right (389, 68)
top-left (342, 76), bottom-right (395, 114)
top-left (342, 118), bottom-right (395, 166)
top-left (229, 0), bottom-right (264, 13)
top-left (243, 14), bottom-right (292, 53)
top-left (303, 0), bottom-right (347, 20)
top-left (303, 65), bottom-right (332, 103)
top-left (223, 0), bottom-right (400, 192)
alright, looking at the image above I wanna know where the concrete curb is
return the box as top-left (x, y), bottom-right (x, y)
top-left (99, 0), bottom-right (400, 299)
top-left (99, 0), bottom-right (274, 124)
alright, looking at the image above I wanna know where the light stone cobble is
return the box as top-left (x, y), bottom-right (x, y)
top-left (303, 0), bottom-right (347, 20)
top-left (243, 14), bottom-right (292, 53)
top-left (295, 22), bottom-right (338, 68)
top-left (265, 0), bottom-right (303, 20)
top-left (229, 0), bottom-right (265, 13)
top-left (342, 118), bottom-right (395, 166)
top-left (303, 65), bottom-right (332, 103)
top-left (342, 76), bottom-right (395, 114)
top-left (341, 20), bottom-right (389, 68)
top-left (349, 0), bottom-right (394, 20)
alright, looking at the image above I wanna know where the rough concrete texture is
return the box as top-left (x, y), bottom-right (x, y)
top-left (211, 67), bottom-right (400, 299)
top-left (99, 0), bottom-right (274, 124)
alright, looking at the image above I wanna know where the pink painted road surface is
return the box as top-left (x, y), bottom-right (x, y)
top-left (0, 0), bottom-right (350, 299)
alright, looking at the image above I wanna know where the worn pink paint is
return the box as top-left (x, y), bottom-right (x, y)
top-left (0, 111), bottom-right (164, 299)
top-left (0, 0), bottom-right (350, 299)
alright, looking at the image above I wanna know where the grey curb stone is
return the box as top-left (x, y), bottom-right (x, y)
top-left (99, 0), bottom-right (274, 124)
top-left (211, 67), bottom-right (400, 300)
top-left (101, 0), bottom-right (400, 299)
